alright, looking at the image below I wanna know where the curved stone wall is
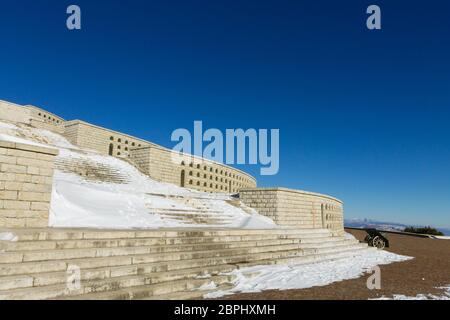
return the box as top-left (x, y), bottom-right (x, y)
top-left (239, 187), bottom-right (344, 234)
top-left (131, 145), bottom-right (256, 193)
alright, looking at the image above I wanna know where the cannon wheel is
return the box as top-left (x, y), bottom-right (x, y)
top-left (372, 236), bottom-right (386, 250)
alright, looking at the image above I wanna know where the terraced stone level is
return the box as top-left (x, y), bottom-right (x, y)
top-left (0, 227), bottom-right (368, 300)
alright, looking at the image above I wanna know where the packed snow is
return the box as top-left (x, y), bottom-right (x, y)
top-left (0, 120), bottom-right (278, 229)
top-left (196, 281), bottom-right (218, 291)
top-left (375, 286), bottom-right (450, 300)
top-left (0, 133), bottom-right (51, 148)
top-left (432, 236), bottom-right (450, 240)
top-left (0, 232), bottom-right (18, 242)
top-left (204, 250), bottom-right (413, 298)
top-left (0, 122), bottom-right (17, 130)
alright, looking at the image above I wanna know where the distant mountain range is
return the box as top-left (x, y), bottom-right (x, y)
top-left (344, 218), bottom-right (450, 236)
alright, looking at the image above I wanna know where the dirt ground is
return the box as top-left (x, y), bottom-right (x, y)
top-left (221, 229), bottom-right (450, 300)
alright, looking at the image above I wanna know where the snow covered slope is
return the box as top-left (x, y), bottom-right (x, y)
top-left (0, 121), bottom-right (277, 229)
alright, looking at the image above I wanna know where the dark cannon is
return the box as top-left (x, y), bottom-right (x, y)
top-left (364, 228), bottom-right (390, 249)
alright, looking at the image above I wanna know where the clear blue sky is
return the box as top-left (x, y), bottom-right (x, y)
top-left (0, 0), bottom-right (449, 228)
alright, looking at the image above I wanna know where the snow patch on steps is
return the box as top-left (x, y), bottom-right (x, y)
top-left (204, 249), bottom-right (413, 298)
top-left (0, 232), bottom-right (18, 242)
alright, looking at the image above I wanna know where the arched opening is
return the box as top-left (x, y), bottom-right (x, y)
top-left (108, 143), bottom-right (114, 156)
top-left (229, 181), bottom-right (231, 192)
top-left (180, 170), bottom-right (185, 187)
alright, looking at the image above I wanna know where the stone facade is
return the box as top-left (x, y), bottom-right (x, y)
top-left (25, 105), bottom-right (65, 134)
top-left (0, 100), bottom-right (258, 193)
top-left (0, 99), bottom-right (347, 232)
top-left (240, 188), bottom-right (344, 234)
top-left (0, 139), bottom-right (58, 228)
top-left (64, 120), bottom-right (152, 157)
top-left (62, 121), bottom-right (256, 192)
top-left (0, 100), bottom-right (65, 134)
top-left (131, 145), bottom-right (256, 193)
top-left (0, 100), bottom-right (32, 124)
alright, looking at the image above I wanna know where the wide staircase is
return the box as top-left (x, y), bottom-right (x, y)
top-left (55, 157), bottom-right (130, 184)
top-left (0, 228), bottom-right (369, 300)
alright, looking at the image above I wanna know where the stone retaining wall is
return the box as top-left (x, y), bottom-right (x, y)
top-left (0, 140), bottom-right (58, 228)
top-left (240, 188), bottom-right (344, 235)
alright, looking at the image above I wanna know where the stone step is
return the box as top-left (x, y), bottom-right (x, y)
top-left (0, 240), bottom-right (361, 278)
top-left (0, 243), bottom-right (307, 276)
top-left (0, 272), bottom-right (235, 300)
top-left (147, 208), bottom-right (225, 214)
top-left (0, 262), bottom-right (236, 292)
top-left (0, 236), bottom-right (306, 252)
top-left (14, 235), bottom-right (351, 252)
top-left (45, 247), bottom-right (371, 300)
top-left (0, 227), bottom-right (364, 299)
top-left (163, 220), bottom-right (231, 226)
top-left (0, 231), bottom-right (336, 247)
top-left (61, 276), bottom-right (234, 300)
top-left (0, 241), bottom-right (323, 264)
top-left (137, 284), bottom-right (235, 300)
top-left (0, 238), bottom-right (359, 264)
top-left (0, 231), bottom-right (336, 250)
top-left (160, 217), bottom-right (233, 225)
top-left (0, 244), bottom-right (368, 300)
top-left (0, 241), bottom-right (360, 290)
top-left (160, 216), bottom-right (234, 222)
top-left (276, 245), bottom-right (372, 265)
top-left (0, 241), bottom-right (363, 290)
top-left (0, 228), bottom-right (332, 241)
top-left (159, 213), bottom-right (234, 220)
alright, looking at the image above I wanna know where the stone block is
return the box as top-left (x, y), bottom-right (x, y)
top-left (17, 157), bottom-right (52, 169)
top-left (0, 190), bottom-right (17, 200)
top-left (26, 166), bottom-right (40, 175)
top-left (1, 164), bottom-right (27, 174)
top-left (0, 155), bottom-right (17, 165)
top-left (4, 182), bottom-right (24, 191)
top-left (30, 202), bottom-right (50, 211)
top-left (21, 183), bottom-right (52, 193)
top-left (3, 200), bottom-right (31, 210)
top-left (39, 168), bottom-right (54, 177)
top-left (18, 192), bottom-right (51, 202)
